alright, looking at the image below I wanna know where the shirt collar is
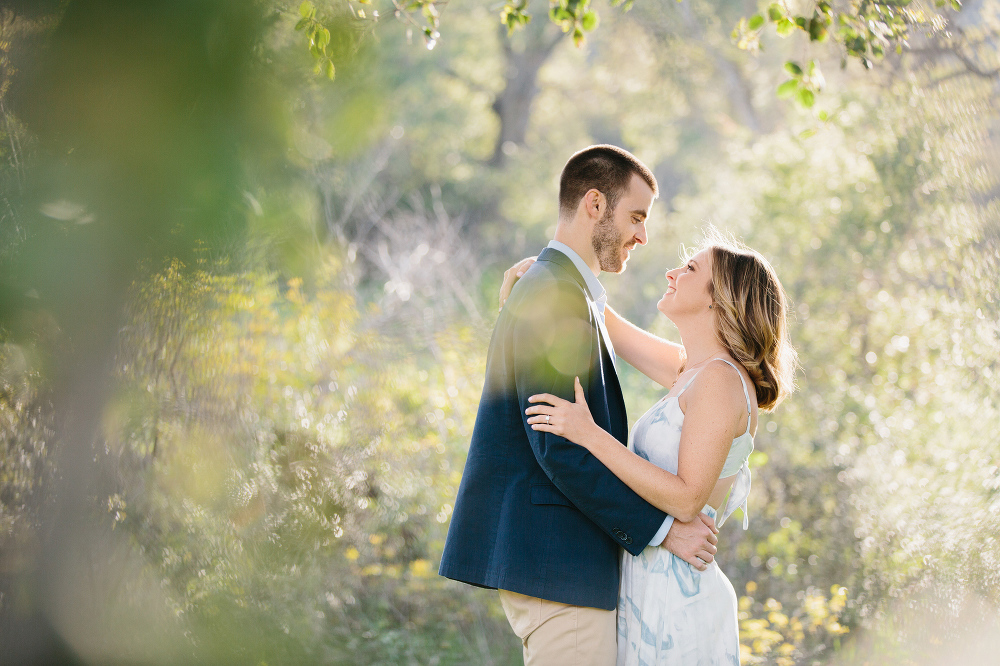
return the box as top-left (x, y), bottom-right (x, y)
top-left (546, 240), bottom-right (607, 313)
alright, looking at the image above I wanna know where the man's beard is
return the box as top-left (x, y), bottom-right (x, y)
top-left (592, 207), bottom-right (626, 273)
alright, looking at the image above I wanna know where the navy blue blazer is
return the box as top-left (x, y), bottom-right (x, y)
top-left (438, 247), bottom-right (669, 610)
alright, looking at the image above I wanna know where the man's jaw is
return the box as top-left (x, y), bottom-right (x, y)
top-left (620, 242), bottom-right (637, 267)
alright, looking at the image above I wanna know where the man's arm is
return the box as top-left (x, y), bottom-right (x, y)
top-left (661, 516), bottom-right (719, 570)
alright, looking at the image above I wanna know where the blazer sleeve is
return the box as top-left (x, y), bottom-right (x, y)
top-left (510, 275), bottom-right (668, 555)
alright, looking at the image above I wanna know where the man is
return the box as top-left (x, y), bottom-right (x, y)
top-left (439, 145), bottom-right (719, 665)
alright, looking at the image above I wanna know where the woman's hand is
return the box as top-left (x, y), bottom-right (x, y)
top-left (499, 256), bottom-right (537, 311)
top-left (526, 377), bottom-right (601, 448)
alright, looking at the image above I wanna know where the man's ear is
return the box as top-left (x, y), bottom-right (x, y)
top-left (582, 188), bottom-right (604, 221)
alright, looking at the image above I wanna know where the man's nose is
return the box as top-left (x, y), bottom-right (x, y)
top-left (634, 224), bottom-right (647, 245)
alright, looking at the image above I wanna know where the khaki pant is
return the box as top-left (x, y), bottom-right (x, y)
top-left (498, 589), bottom-right (617, 666)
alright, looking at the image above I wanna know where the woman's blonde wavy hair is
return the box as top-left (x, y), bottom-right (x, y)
top-left (690, 231), bottom-right (798, 412)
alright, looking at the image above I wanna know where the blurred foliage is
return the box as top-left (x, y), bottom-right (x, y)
top-left (97, 252), bottom-right (509, 662)
top-left (737, 583), bottom-right (851, 665)
top-left (288, 0), bottom-right (968, 107)
top-left (0, 0), bottom-right (998, 663)
top-left (733, 0), bottom-right (962, 74)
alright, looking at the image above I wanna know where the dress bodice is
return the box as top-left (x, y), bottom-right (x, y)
top-left (628, 359), bottom-right (754, 529)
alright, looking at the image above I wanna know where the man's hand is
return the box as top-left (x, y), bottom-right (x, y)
top-left (660, 513), bottom-right (719, 571)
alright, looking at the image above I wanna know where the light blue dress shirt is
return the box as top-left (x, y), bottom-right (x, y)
top-left (544, 241), bottom-right (674, 547)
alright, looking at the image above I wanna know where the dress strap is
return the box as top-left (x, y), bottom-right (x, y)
top-left (715, 358), bottom-right (753, 529)
top-left (711, 359), bottom-right (752, 436)
top-left (674, 369), bottom-right (702, 398)
top-left (679, 359), bottom-right (753, 435)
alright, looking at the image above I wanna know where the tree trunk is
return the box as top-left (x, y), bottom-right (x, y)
top-left (489, 20), bottom-right (565, 167)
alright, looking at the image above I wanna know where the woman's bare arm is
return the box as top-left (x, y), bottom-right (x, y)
top-left (604, 306), bottom-right (684, 388)
top-left (499, 258), bottom-right (685, 387)
top-left (526, 365), bottom-right (747, 522)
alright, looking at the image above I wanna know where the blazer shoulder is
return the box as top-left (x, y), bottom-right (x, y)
top-left (509, 262), bottom-right (588, 315)
top-left (522, 255), bottom-right (588, 294)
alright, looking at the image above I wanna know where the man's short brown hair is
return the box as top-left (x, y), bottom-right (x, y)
top-left (558, 145), bottom-right (658, 219)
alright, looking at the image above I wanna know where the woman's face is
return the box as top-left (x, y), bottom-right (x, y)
top-left (657, 248), bottom-right (715, 319)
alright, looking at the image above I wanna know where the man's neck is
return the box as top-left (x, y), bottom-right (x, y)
top-left (553, 223), bottom-right (600, 276)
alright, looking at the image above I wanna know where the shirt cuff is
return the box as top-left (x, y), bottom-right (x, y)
top-left (648, 515), bottom-right (674, 547)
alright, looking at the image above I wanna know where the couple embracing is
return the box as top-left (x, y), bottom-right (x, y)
top-left (439, 145), bottom-right (796, 665)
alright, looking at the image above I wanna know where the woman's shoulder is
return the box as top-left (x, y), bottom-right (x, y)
top-left (687, 357), bottom-right (756, 410)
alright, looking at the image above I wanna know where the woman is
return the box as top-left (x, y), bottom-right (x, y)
top-left (498, 234), bottom-right (796, 665)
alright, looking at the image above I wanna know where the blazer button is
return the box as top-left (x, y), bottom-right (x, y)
top-left (612, 528), bottom-right (624, 539)
top-left (623, 535), bottom-right (633, 545)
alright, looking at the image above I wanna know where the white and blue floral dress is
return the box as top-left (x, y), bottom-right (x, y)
top-left (617, 359), bottom-right (754, 666)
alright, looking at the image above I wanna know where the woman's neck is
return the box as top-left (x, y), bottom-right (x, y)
top-left (676, 319), bottom-right (726, 370)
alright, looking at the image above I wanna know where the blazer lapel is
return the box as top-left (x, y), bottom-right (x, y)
top-left (539, 248), bottom-right (627, 440)
top-left (589, 299), bottom-right (616, 370)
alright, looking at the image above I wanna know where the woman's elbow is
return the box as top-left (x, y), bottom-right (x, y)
top-left (674, 507), bottom-right (700, 523)
top-left (673, 496), bottom-right (705, 523)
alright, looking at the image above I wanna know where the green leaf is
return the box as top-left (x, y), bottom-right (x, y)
top-left (299, 1), bottom-right (315, 19)
top-left (317, 27), bottom-right (330, 51)
top-left (550, 7), bottom-right (573, 22)
top-left (777, 79), bottom-right (799, 98)
top-left (799, 128), bottom-right (817, 138)
top-left (798, 87), bottom-right (815, 107)
top-left (581, 10), bottom-right (599, 31)
top-left (818, 110), bottom-right (829, 121)
top-left (950, 0), bottom-right (962, 9)
top-left (572, 26), bottom-right (585, 46)
top-left (808, 17), bottom-right (828, 41)
top-left (294, 17), bottom-right (309, 32)
top-left (795, 16), bottom-right (808, 28)
top-left (775, 18), bottom-right (796, 36)
top-left (784, 61), bottom-right (803, 76)
top-left (324, 60), bottom-right (335, 81)
top-left (748, 13), bottom-right (765, 31)
top-left (768, 4), bottom-right (785, 21)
